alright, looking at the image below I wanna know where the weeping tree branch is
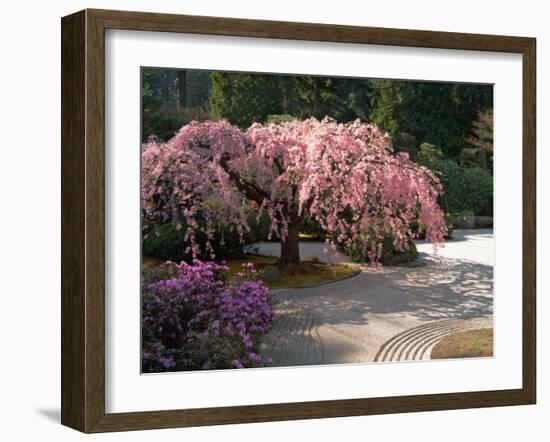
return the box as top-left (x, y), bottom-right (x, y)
top-left (219, 153), bottom-right (271, 204)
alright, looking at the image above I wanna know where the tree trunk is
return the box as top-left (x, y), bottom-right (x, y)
top-left (177, 71), bottom-right (187, 109)
top-left (279, 222), bottom-right (301, 268)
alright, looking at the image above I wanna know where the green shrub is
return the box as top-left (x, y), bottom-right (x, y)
top-left (142, 220), bottom-right (245, 263)
top-left (298, 216), bottom-right (324, 239)
top-left (346, 232), bottom-right (418, 265)
top-left (393, 132), bottom-right (418, 158)
top-left (380, 236), bottom-right (418, 266)
top-left (410, 214), bottom-right (454, 239)
top-left (247, 211), bottom-right (276, 242)
top-left (394, 132), bottom-right (416, 146)
top-left (142, 207), bottom-right (277, 263)
top-left (142, 104), bottom-right (214, 142)
top-left (142, 223), bottom-right (187, 262)
top-left (266, 114), bottom-right (297, 124)
top-left (461, 167), bottom-right (493, 216)
top-left (418, 158), bottom-right (493, 216)
top-left (416, 142), bottom-right (443, 164)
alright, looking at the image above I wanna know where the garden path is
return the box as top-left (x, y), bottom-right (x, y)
top-left (244, 240), bottom-right (352, 264)
top-left (258, 229), bottom-right (494, 367)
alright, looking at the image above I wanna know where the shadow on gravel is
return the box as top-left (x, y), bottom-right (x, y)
top-left (392, 256), bottom-right (493, 321)
top-left (273, 256), bottom-right (493, 326)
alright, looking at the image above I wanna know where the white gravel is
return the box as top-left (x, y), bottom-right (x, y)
top-left (259, 230), bottom-right (494, 367)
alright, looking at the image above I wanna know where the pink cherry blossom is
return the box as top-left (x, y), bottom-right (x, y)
top-left (142, 118), bottom-right (447, 265)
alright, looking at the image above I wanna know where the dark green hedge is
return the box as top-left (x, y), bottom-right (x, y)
top-left (419, 158), bottom-right (493, 216)
top-left (142, 221), bottom-right (247, 263)
top-left (142, 211), bottom-right (275, 262)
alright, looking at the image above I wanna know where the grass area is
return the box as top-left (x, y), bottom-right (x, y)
top-left (298, 232), bottom-right (320, 240)
top-left (225, 255), bottom-right (277, 276)
top-left (142, 256), bottom-right (164, 270)
top-left (226, 254), bottom-right (357, 289)
top-left (431, 328), bottom-right (493, 359)
top-left (298, 232), bottom-right (331, 241)
top-left (142, 254), bottom-right (358, 289)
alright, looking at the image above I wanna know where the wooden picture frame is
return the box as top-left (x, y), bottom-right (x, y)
top-left (61, 8), bottom-right (536, 433)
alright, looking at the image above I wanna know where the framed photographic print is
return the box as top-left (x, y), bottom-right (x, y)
top-left (61, 9), bottom-right (536, 433)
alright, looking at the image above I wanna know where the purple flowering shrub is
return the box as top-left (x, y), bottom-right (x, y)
top-left (142, 259), bottom-right (275, 372)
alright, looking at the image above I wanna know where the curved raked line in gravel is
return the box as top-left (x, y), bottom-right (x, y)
top-left (374, 317), bottom-right (493, 362)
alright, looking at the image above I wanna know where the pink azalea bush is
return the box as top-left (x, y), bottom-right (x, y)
top-left (142, 260), bottom-right (275, 372)
top-left (142, 117), bottom-right (447, 266)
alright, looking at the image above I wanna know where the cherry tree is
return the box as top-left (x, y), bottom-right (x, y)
top-left (142, 118), bottom-right (447, 268)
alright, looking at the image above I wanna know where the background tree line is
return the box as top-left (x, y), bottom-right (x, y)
top-left (141, 67), bottom-right (493, 216)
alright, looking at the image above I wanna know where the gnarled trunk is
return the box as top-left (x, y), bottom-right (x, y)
top-left (279, 222), bottom-right (300, 268)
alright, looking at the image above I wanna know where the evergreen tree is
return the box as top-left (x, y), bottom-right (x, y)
top-left (397, 82), bottom-right (462, 157)
top-left (369, 80), bottom-right (401, 138)
top-left (369, 80), bottom-right (493, 158)
top-left (186, 70), bottom-right (212, 109)
top-left (209, 72), bottom-right (285, 127)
